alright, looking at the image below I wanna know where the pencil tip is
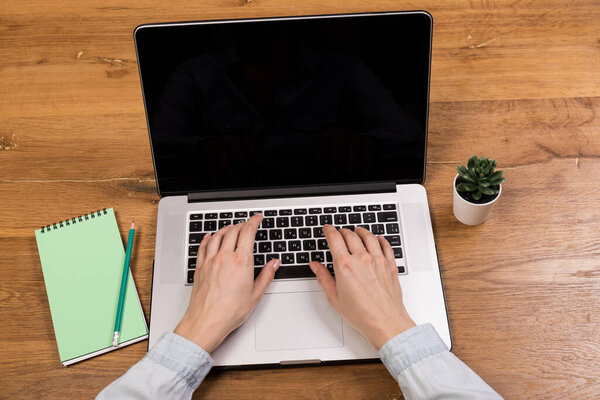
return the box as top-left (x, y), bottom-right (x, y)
top-left (131, 221), bottom-right (135, 229)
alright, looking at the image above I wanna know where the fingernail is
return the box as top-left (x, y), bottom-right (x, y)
top-left (308, 262), bottom-right (317, 273)
top-left (272, 259), bottom-right (281, 271)
top-left (202, 234), bottom-right (210, 241)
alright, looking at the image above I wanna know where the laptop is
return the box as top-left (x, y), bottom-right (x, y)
top-left (134, 10), bottom-right (451, 367)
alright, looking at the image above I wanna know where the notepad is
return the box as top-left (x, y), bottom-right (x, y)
top-left (34, 208), bottom-right (148, 366)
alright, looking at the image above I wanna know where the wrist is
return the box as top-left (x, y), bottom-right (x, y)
top-left (174, 317), bottom-right (226, 353)
top-left (370, 315), bottom-right (416, 350)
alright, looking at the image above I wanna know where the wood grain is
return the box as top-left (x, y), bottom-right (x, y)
top-left (1, 1), bottom-right (599, 399)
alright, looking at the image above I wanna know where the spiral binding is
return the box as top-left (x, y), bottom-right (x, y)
top-left (40, 208), bottom-right (108, 233)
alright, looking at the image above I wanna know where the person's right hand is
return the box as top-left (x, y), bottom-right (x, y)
top-left (309, 225), bottom-right (416, 350)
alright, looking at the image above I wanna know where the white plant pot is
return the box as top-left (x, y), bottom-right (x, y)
top-left (453, 174), bottom-right (502, 226)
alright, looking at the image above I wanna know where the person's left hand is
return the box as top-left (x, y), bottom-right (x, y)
top-left (174, 214), bottom-right (280, 352)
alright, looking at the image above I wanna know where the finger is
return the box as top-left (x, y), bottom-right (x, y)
top-left (196, 233), bottom-right (210, 267)
top-left (377, 235), bottom-right (398, 274)
top-left (206, 225), bottom-right (230, 259)
top-left (252, 258), bottom-right (281, 299)
top-left (221, 222), bottom-right (243, 251)
top-left (339, 228), bottom-right (367, 255)
top-left (236, 214), bottom-right (263, 254)
top-left (354, 227), bottom-right (383, 256)
top-left (323, 225), bottom-right (349, 258)
top-left (309, 261), bottom-right (338, 307)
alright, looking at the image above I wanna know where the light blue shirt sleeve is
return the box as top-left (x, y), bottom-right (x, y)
top-left (379, 324), bottom-right (503, 399)
top-left (96, 332), bottom-right (213, 400)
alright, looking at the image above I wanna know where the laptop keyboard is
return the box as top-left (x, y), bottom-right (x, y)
top-left (186, 203), bottom-right (406, 285)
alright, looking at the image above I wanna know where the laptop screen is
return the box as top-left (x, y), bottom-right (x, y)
top-left (135, 12), bottom-right (432, 196)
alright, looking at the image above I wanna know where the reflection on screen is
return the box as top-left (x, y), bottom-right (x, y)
top-left (136, 13), bottom-right (431, 195)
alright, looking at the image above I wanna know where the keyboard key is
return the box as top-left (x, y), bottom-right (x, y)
top-left (297, 252), bottom-right (310, 263)
top-left (187, 270), bottom-right (195, 284)
top-left (254, 243), bottom-right (257, 253)
top-left (294, 208), bottom-right (307, 215)
top-left (311, 251), bottom-right (325, 262)
top-left (357, 224), bottom-right (369, 230)
top-left (305, 215), bottom-right (318, 226)
top-left (397, 266), bottom-right (406, 274)
top-left (377, 212), bottom-right (398, 222)
top-left (334, 214), bottom-right (347, 224)
top-left (205, 213), bottom-right (218, 219)
top-left (190, 221), bottom-right (203, 232)
top-left (320, 215), bottom-right (333, 225)
top-left (291, 216), bottom-right (304, 227)
top-left (327, 264), bottom-right (335, 276)
top-left (342, 225), bottom-right (355, 231)
top-left (190, 214), bottom-right (203, 220)
top-left (324, 207), bottom-right (337, 213)
top-left (204, 220), bottom-right (217, 231)
top-left (282, 253), bottom-right (295, 264)
top-left (264, 210), bottom-right (277, 216)
top-left (303, 240), bottom-right (317, 251)
top-left (262, 218), bottom-right (275, 228)
top-left (189, 245), bottom-right (199, 256)
top-left (256, 230), bottom-right (268, 241)
top-left (309, 208), bottom-right (322, 214)
top-left (289, 240), bottom-right (302, 251)
top-left (274, 265), bottom-right (314, 279)
top-left (249, 210), bottom-right (262, 216)
top-left (363, 212), bottom-right (376, 223)
top-left (189, 233), bottom-right (207, 244)
top-left (279, 209), bottom-right (292, 216)
top-left (254, 254), bottom-right (265, 266)
top-left (259, 242), bottom-right (272, 253)
top-left (317, 239), bottom-right (328, 250)
top-left (386, 223), bottom-right (400, 234)
top-left (368, 204), bottom-right (382, 211)
top-left (266, 253), bottom-right (279, 262)
top-left (276, 217), bottom-right (289, 228)
top-left (284, 228), bottom-right (297, 239)
top-left (233, 219), bottom-right (245, 224)
top-left (392, 247), bottom-right (403, 258)
top-left (313, 227), bottom-right (324, 238)
top-left (383, 204), bottom-right (397, 210)
top-left (219, 220), bottom-right (232, 229)
top-left (353, 205), bottom-right (366, 212)
top-left (274, 241), bottom-right (287, 252)
top-left (348, 213), bottom-right (361, 223)
top-left (269, 229), bottom-right (283, 240)
top-left (188, 258), bottom-right (197, 268)
top-left (385, 235), bottom-right (401, 246)
top-left (219, 212), bottom-right (233, 218)
top-left (339, 206), bottom-right (352, 212)
top-left (299, 228), bottom-right (312, 238)
top-left (234, 211), bottom-right (248, 218)
top-left (326, 251), bottom-right (332, 262)
top-left (372, 224), bottom-right (385, 234)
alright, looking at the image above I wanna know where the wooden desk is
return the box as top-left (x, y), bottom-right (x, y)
top-left (1, 1), bottom-right (599, 398)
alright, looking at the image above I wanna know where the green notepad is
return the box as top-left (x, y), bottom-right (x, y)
top-left (35, 208), bottom-right (148, 365)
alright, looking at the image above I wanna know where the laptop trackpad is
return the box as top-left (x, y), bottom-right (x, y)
top-left (254, 291), bottom-right (344, 351)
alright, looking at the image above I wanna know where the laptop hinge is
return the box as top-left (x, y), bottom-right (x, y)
top-left (187, 182), bottom-right (396, 203)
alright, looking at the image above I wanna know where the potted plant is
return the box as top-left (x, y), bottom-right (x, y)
top-left (453, 155), bottom-right (505, 225)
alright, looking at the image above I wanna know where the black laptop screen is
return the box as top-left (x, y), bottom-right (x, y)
top-left (135, 12), bottom-right (432, 196)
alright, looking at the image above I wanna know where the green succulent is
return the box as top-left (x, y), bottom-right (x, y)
top-left (456, 155), bottom-right (505, 202)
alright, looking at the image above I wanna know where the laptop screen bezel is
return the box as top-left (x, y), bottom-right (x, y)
top-left (133, 11), bottom-right (433, 198)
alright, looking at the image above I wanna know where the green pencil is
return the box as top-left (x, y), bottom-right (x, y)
top-left (112, 221), bottom-right (135, 347)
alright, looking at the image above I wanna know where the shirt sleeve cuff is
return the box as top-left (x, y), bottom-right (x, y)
top-left (378, 323), bottom-right (448, 379)
top-left (146, 331), bottom-right (214, 391)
